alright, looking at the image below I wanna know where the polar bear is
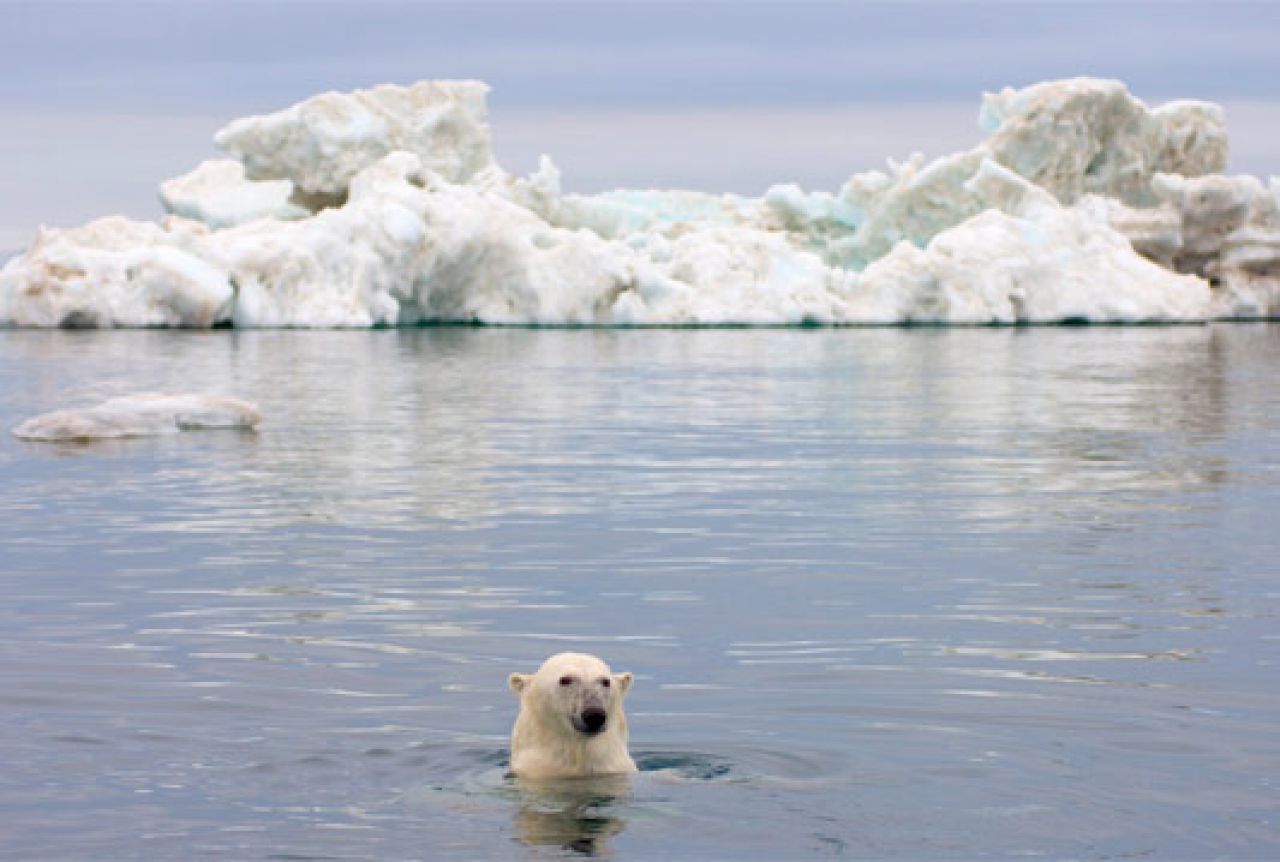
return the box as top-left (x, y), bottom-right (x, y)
top-left (508, 652), bottom-right (637, 780)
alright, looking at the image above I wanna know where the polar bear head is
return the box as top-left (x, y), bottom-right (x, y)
top-left (508, 652), bottom-right (637, 779)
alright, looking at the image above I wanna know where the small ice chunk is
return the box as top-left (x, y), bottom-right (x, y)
top-left (13, 394), bottom-right (261, 441)
top-left (160, 159), bottom-right (309, 228)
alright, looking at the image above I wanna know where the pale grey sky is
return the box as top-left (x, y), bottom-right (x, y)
top-left (2, 1), bottom-right (1278, 249)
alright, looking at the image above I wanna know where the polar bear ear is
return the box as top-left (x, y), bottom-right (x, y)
top-left (509, 672), bottom-right (531, 695)
top-left (614, 672), bottom-right (633, 694)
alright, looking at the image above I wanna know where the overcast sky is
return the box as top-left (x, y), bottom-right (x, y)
top-left (2, 1), bottom-right (1278, 249)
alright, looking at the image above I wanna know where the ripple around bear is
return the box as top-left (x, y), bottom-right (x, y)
top-left (508, 652), bottom-right (637, 780)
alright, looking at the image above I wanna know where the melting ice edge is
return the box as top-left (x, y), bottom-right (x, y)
top-left (2, 77), bottom-right (1278, 328)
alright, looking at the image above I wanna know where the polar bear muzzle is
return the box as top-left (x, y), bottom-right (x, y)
top-left (574, 705), bottom-right (608, 735)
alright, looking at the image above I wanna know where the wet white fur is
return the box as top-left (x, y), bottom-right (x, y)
top-left (508, 652), bottom-right (636, 780)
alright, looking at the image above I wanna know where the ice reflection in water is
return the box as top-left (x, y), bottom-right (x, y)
top-left (0, 325), bottom-right (1278, 859)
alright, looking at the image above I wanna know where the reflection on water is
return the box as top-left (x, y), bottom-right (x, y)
top-left (0, 325), bottom-right (1260, 535)
top-left (513, 775), bottom-right (632, 857)
top-left (0, 325), bottom-right (1278, 859)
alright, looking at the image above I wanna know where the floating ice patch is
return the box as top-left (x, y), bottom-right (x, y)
top-left (12, 394), bottom-right (261, 441)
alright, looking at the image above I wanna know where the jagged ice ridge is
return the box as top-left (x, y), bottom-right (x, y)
top-left (1, 77), bottom-right (1277, 327)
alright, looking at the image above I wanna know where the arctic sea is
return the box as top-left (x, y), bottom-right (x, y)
top-left (1, 325), bottom-right (1278, 860)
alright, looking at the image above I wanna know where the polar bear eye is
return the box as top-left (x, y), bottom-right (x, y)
top-left (559, 675), bottom-right (574, 686)
top-left (600, 678), bottom-right (611, 688)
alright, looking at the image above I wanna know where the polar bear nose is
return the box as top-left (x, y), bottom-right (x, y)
top-left (580, 707), bottom-right (607, 734)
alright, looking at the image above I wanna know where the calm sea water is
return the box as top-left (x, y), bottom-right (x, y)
top-left (1, 325), bottom-right (1278, 860)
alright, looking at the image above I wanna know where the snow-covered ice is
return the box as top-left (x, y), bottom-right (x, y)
top-left (12, 394), bottom-right (261, 441)
top-left (1, 76), bottom-right (1275, 328)
top-left (854, 166), bottom-right (1209, 325)
top-left (160, 160), bottom-right (309, 229)
top-left (0, 216), bottom-right (233, 328)
top-left (976, 78), bottom-right (1227, 206)
top-left (213, 80), bottom-right (498, 198)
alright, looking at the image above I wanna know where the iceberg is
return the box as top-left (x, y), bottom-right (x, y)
top-left (12, 394), bottom-right (261, 441)
top-left (0, 77), bottom-right (1274, 328)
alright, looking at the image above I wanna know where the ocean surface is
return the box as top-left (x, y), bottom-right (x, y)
top-left (1, 325), bottom-right (1277, 860)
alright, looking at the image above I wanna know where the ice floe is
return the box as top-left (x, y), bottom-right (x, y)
top-left (12, 394), bottom-right (261, 441)
top-left (1, 76), bottom-right (1275, 327)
